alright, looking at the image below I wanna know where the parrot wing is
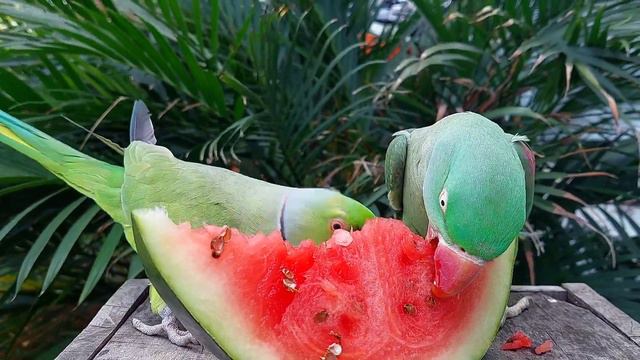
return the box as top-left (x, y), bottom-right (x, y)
top-left (385, 126), bottom-right (440, 236)
top-left (120, 142), bottom-right (288, 248)
top-left (385, 130), bottom-right (411, 212)
top-left (509, 134), bottom-right (536, 218)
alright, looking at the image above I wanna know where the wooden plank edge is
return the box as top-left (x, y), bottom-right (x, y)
top-left (56, 279), bottom-right (150, 360)
top-left (88, 284), bottom-right (150, 359)
top-left (563, 282), bottom-right (640, 347)
top-left (511, 285), bottom-right (567, 300)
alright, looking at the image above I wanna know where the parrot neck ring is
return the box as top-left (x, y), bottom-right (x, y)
top-left (278, 195), bottom-right (288, 241)
top-left (427, 225), bottom-right (485, 299)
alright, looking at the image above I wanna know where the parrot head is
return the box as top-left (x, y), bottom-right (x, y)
top-left (281, 189), bottom-right (375, 245)
top-left (424, 113), bottom-right (526, 298)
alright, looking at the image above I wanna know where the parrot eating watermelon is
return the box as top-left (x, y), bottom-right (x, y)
top-left (385, 112), bottom-right (535, 298)
top-left (132, 207), bottom-right (517, 360)
top-left (1, 104), bottom-right (533, 357)
top-left (0, 104), bottom-right (374, 345)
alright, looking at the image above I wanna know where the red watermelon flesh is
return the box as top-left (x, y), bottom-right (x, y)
top-left (132, 208), bottom-right (516, 360)
top-left (501, 330), bottom-right (533, 350)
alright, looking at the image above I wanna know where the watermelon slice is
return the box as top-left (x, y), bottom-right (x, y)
top-left (132, 208), bottom-right (516, 360)
top-left (501, 330), bottom-right (533, 350)
top-left (534, 340), bottom-right (554, 355)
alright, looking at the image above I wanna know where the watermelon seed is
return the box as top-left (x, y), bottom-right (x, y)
top-left (314, 310), bottom-right (329, 323)
top-left (281, 267), bottom-right (294, 280)
top-left (282, 278), bottom-right (298, 292)
top-left (403, 303), bottom-right (417, 315)
top-left (327, 343), bottom-right (342, 356)
top-left (320, 336), bottom-right (342, 360)
top-left (425, 295), bottom-right (437, 307)
top-left (210, 225), bottom-right (231, 258)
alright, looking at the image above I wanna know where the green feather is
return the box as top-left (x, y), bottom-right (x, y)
top-left (385, 112), bottom-right (533, 261)
top-left (120, 141), bottom-right (290, 250)
top-left (0, 111), bottom-right (125, 227)
top-left (0, 109), bottom-right (374, 313)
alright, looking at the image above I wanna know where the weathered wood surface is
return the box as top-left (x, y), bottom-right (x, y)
top-left (485, 290), bottom-right (640, 359)
top-left (563, 283), bottom-right (640, 347)
top-left (59, 281), bottom-right (640, 359)
top-left (93, 299), bottom-right (210, 360)
top-left (56, 279), bottom-right (149, 360)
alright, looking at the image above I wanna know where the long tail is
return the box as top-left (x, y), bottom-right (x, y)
top-left (0, 110), bottom-right (125, 225)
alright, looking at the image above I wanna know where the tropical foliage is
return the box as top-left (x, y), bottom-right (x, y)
top-left (0, 0), bottom-right (638, 357)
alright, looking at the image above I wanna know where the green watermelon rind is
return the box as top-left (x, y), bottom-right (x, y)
top-left (133, 208), bottom-right (282, 359)
top-left (132, 207), bottom-right (516, 360)
top-left (456, 240), bottom-right (516, 359)
top-left (132, 212), bottom-right (232, 360)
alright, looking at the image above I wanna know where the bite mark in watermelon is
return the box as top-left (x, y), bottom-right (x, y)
top-left (132, 208), bottom-right (516, 360)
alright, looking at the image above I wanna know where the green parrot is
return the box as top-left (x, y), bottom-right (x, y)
top-left (0, 102), bottom-right (374, 345)
top-left (385, 112), bottom-right (535, 298)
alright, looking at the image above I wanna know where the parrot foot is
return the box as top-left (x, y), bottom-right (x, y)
top-left (132, 307), bottom-right (199, 347)
top-left (500, 296), bottom-right (532, 327)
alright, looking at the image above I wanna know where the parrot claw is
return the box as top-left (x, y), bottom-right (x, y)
top-left (500, 296), bottom-right (532, 327)
top-left (132, 307), bottom-right (199, 347)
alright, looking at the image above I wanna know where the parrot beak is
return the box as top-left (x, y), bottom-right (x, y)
top-left (427, 226), bottom-right (484, 298)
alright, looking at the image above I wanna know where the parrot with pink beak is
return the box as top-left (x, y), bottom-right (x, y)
top-left (385, 112), bottom-right (535, 298)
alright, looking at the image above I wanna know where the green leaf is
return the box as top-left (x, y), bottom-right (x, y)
top-left (0, 67), bottom-right (43, 104)
top-left (483, 107), bottom-right (553, 125)
top-left (168, 0), bottom-right (189, 40)
top-left (0, 145), bottom-right (53, 179)
top-left (77, 223), bottom-right (123, 304)
top-left (12, 197), bottom-right (85, 300)
top-left (535, 171), bottom-right (616, 180)
top-left (360, 186), bottom-right (388, 207)
top-left (574, 63), bottom-right (619, 120)
top-left (534, 185), bottom-right (588, 205)
top-left (192, 0), bottom-right (205, 54)
top-left (112, 0), bottom-right (177, 41)
top-left (127, 254), bottom-right (144, 280)
top-left (0, 179), bottom-right (59, 197)
top-left (0, 189), bottom-right (64, 243)
top-left (40, 204), bottom-right (101, 295)
top-left (209, 0), bottom-right (220, 55)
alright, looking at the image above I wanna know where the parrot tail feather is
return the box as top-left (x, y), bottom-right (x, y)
top-left (0, 110), bottom-right (125, 224)
top-left (129, 100), bottom-right (157, 144)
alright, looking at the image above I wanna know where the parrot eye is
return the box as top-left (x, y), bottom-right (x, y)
top-left (439, 189), bottom-right (448, 212)
top-left (330, 219), bottom-right (347, 232)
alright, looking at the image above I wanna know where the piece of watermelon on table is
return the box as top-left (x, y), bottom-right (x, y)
top-left (501, 330), bottom-right (533, 350)
top-left (132, 208), bottom-right (517, 360)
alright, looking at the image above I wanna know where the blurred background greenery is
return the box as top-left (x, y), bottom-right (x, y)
top-left (0, 0), bottom-right (638, 358)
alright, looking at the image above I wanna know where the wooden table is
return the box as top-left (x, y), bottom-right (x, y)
top-left (57, 279), bottom-right (640, 359)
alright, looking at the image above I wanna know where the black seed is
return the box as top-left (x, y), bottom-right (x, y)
top-left (314, 310), bottom-right (329, 323)
top-left (425, 295), bottom-right (437, 307)
top-left (403, 303), bottom-right (416, 315)
top-left (211, 239), bottom-right (224, 258)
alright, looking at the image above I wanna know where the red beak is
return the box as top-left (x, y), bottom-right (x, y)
top-left (429, 228), bottom-right (484, 298)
